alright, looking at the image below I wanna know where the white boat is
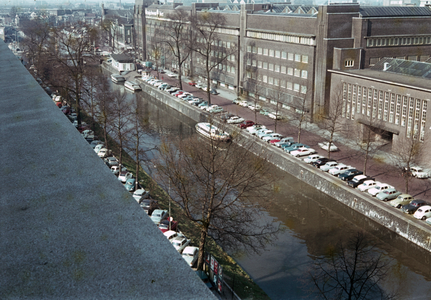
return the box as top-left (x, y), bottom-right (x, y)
top-left (195, 122), bottom-right (230, 141)
top-left (124, 80), bottom-right (141, 92)
top-left (111, 74), bottom-right (125, 83)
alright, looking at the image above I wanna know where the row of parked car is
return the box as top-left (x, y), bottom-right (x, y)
top-left (236, 121), bottom-right (431, 225)
top-left (56, 91), bottom-right (200, 268)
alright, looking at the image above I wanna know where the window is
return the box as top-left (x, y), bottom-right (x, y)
top-left (268, 77), bottom-right (273, 85)
top-left (282, 51), bottom-right (287, 59)
top-left (258, 47), bottom-right (262, 54)
top-left (287, 82), bottom-right (292, 90)
top-left (295, 54), bottom-right (301, 62)
top-left (301, 85), bottom-right (307, 94)
top-left (275, 65), bottom-right (280, 72)
top-left (263, 62), bottom-right (268, 69)
top-left (302, 55), bottom-right (308, 63)
top-left (247, 45), bottom-right (251, 52)
top-left (263, 75), bottom-right (268, 83)
top-left (274, 78), bottom-right (279, 86)
top-left (247, 58), bottom-right (251, 65)
top-left (252, 60), bottom-right (257, 67)
top-left (294, 69), bottom-right (300, 77)
top-left (288, 53), bottom-right (294, 61)
top-left (275, 50), bottom-right (281, 58)
top-left (269, 63), bottom-right (274, 71)
top-left (227, 42), bottom-right (231, 48)
top-left (287, 67), bottom-right (293, 75)
top-left (227, 65), bottom-right (231, 72)
top-left (294, 83), bottom-right (300, 92)
top-left (269, 49), bottom-right (274, 57)
top-left (258, 61), bottom-right (262, 68)
top-left (280, 80), bottom-right (286, 88)
top-left (345, 59), bottom-right (354, 67)
top-left (301, 70), bottom-right (308, 79)
top-left (263, 48), bottom-right (268, 56)
top-left (281, 66), bottom-right (287, 74)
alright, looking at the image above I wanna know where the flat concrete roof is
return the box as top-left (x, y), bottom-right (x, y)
top-left (0, 40), bottom-right (215, 299)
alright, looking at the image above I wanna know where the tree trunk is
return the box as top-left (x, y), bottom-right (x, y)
top-left (197, 226), bottom-right (208, 271)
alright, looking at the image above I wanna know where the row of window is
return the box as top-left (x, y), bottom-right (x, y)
top-left (369, 55), bottom-right (430, 66)
top-left (367, 36), bottom-right (431, 48)
top-left (246, 60), bottom-right (308, 78)
top-left (196, 38), bottom-right (236, 49)
top-left (248, 74), bottom-right (307, 94)
top-left (247, 31), bottom-right (315, 46)
top-left (342, 83), bottom-right (427, 140)
top-left (246, 46), bottom-right (309, 63)
top-left (195, 58), bottom-right (236, 73)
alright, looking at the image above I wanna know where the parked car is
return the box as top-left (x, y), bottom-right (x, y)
top-left (413, 205), bottom-right (431, 220)
top-left (283, 143), bottom-right (309, 153)
top-left (389, 194), bottom-right (415, 208)
top-left (238, 100), bottom-right (249, 107)
top-left (318, 141), bottom-right (338, 152)
top-left (401, 199), bottom-right (428, 214)
top-left (279, 142), bottom-right (298, 151)
top-left (221, 113), bottom-right (236, 123)
top-left (133, 189), bottom-right (150, 202)
top-left (376, 188), bottom-right (402, 201)
top-left (158, 220), bottom-right (178, 233)
top-left (259, 108), bottom-right (270, 116)
top-left (262, 133), bottom-right (283, 142)
top-left (139, 199), bottom-right (159, 215)
top-left (188, 98), bottom-right (204, 106)
top-left (410, 166), bottom-right (429, 179)
top-left (178, 93), bottom-right (193, 99)
top-left (98, 148), bottom-right (112, 158)
top-left (311, 158), bottom-right (335, 168)
top-left (368, 183), bottom-right (394, 197)
top-left (94, 143), bottom-right (106, 154)
top-left (170, 235), bottom-right (191, 253)
top-left (290, 147), bottom-right (316, 157)
top-left (124, 178), bottom-right (136, 192)
top-left (150, 209), bottom-right (168, 224)
top-left (320, 161), bottom-right (339, 172)
top-left (347, 175), bottom-right (374, 188)
top-left (111, 164), bottom-right (126, 176)
top-left (273, 137), bottom-right (294, 147)
top-left (304, 154), bottom-right (324, 164)
top-left (268, 112), bottom-right (282, 120)
top-left (247, 103), bottom-right (261, 111)
top-left (104, 156), bottom-right (119, 167)
top-left (118, 171), bottom-right (133, 183)
top-left (338, 169), bottom-right (363, 181)
top-left (256, 129), bottom-right (274, 139)
top-left (239, 120), bottom-right (255, 129)
top-left (206, 105), bottom-right (223, 113)
top-left (227, 116), bottom-right (245, 124)
top-left (182, 246), bottom-right (199, 267)
top-left (357, 180), bottom-right (380, 192)
top-left (329, 165), bottom-right (353, 176)
top-left (198, 101), bottom-right (209, 109)
top-left (247, 125), bottom-right (266, 135)
top-left (164, 230), bottom-right (180, 240)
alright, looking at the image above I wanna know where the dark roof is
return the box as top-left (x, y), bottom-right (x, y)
top-left (371, 58), bottom-right (431, 79)
top-left (111, 53), bottom-right (134, 62)
top-left (359, 6), bottom-right (431, 17)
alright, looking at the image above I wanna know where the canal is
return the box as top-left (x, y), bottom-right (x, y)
top-left (109, 80), bottom-right (431, 299)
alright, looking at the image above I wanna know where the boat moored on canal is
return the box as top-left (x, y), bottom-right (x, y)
top-left (111, 74), bottom-right (126, 83)
top-left (195, 122), bottom-right (230, 142)
top-left (124, 80), bottom-right (141, 92)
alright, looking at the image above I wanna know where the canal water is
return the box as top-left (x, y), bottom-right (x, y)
top-left (109, 80), bottom-right (431, 299)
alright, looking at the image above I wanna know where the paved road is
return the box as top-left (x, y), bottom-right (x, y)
top-left (124, 67), bottom-right (431, 202)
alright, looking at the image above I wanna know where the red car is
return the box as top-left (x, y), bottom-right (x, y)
top-left (158, 220), bottom-right (178, 233)
top-left (239, 120), bottom-right (255, 129)
top-left (174, 91), bottom-right (184, 97)
top-left (188, 80), bottom-right (196, 86)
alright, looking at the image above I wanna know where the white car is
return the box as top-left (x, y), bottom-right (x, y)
top-left (94, 144), bottom-right (105, 154)
top-left (290, 147), bottom-right (316, 157)
top-left (268, 112), bottom-right (282, 120)
top-left (262, 133), bottom-right (283, 142)
top-left (178, 93), bottom-right (192, 99)
top-left (368, 183), bottom-right (393, 197)
top-left (357, 180), bottom-right (381, 192)
top-left (318, 141), bottom-right (338, 152)
top-left (274, 137), bottom-right (294, 147)
top-left (207, 105), bottom-right (224, 113)
top-left (132, 189), bottom-right (150, 202)
top-left (97, 148), bottom-right (112, 158)
top-left (320, 161), bottom-right (339, 172)
top-left (238, 100), bottom-right (249, 107)
top-left (413, 205), bottom-right (431, 220)
top-left (182, 246), bottom-right (199, 267)
top-left (170, 236), bottom-right (191, 253)
top-left (118, 171), bottom-right (133, 183)
top-left (164, 230), bottom-right (180, 240)
top-left (328, 165), bottom-right (352, 176)
top-left (410, 166), bottom-right (429, 179)
top-left (247, 103), bottom-right (261, 111)
top-left (256, 129), bottom-right (274, 138)
top-left (247, 125), bottom-right (266, 135)
top-left (227, 116), bottom-right (245, 124)
top-left (111, 165), bottom-right (126, 175)
top-left (304, 154), bottom-right (324, 164)
top-left (153, 81), bottom-right (164, 87)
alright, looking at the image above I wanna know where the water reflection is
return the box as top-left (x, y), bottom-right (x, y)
top-left (109, 77), bottom-right (431, 300)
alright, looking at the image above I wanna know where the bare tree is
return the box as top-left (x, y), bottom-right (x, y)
top-left (109, 89), bottom-right (132, 166)
top-left (318, 85), bottom-right (346, 159)
top-left (81, 66), bottom-right (105, 131)
top-left (158, 8), bottom-right (192, 90)
top-left (154, 128), bottom-right (279, 270)
top-left (190, 12), bottom-right (237, 105)
top-left (309, 231), bottom-right (396, 300)
top-left (288, 96), bottom-right (309, 143)
top-left (99, 17), bottom-right (120, 53)
top-left (94, 78), bottom-right (113, 151)
top-left (390, 130), bottom-right (423, 194)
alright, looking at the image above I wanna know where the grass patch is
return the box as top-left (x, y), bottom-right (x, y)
top-left (81, 113), bottom-right (270, 300)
